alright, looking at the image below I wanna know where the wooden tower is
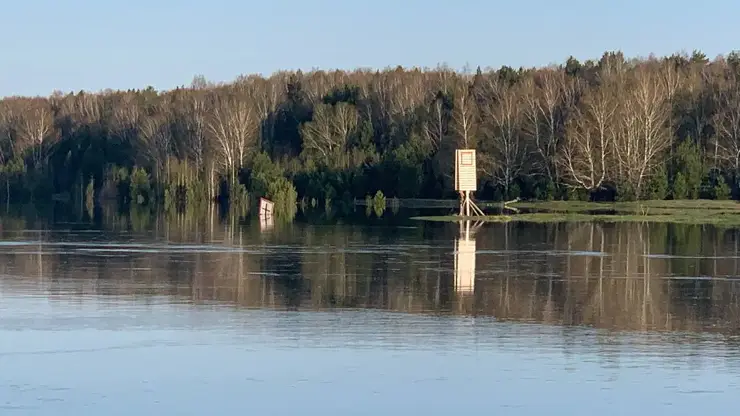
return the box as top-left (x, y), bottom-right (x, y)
top-left (454, 149), bottom-right (484, 216)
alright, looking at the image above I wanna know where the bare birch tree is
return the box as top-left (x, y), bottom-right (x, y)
top-left (0, 102), bottom-right (17, 164)
top-left (112, 93), bottom-right (141, 148)
top-left (477, 76), bottom-right (527, 195)
top-left (18, 101), bottom-right (54, 168)
top-left (70, 93), bottom-right (102, 127)
top-left (522, 70), bottom-right (573, 184)
top-left (182, 91), bottom-right (209, 171)
top-left (614, 66), bottom-right (671, 196)
top-left (422, 92), bottom-right (449, 153)
top-left (682, 66), bottom-right (714, 145)
top-left (711, 71), bottom-right (740, 174)
top-left (207, 90), bottom-right (259, 184)
top-left (559, 83), bottom-right (617, 191)
top-left (251, 77), bottom-right (281, 149)
top-left (660, 58), bottom-right (682, 155)
top-left (300, 102), bottom-right (358, 163)
top-left (451, 79), bottom-right (478, 148)
top-left (139, 106), bottom-right (172, 182)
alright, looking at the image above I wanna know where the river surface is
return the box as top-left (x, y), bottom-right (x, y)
top-left (2, 212), bottom-right (740, 415)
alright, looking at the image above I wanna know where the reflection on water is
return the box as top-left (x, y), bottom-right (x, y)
top-left (454, 220), bottom-right (481, 295)
top-left (3, 218), bottom-right (739, 333)
top-left (2, 212), bottom-right (740, 413)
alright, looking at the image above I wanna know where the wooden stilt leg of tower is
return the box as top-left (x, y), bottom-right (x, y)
top-left (458, 191), bottom-right (485, 218)
top-left (470, 198), bottom-right (485, 216)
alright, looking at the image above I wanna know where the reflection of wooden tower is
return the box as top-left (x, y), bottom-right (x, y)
top-left (259, 197), bottom-right (274, 231)
top-left (454, 220), bottom-right (480, 294)
top-left (454, 149), bottom-right (485, 217)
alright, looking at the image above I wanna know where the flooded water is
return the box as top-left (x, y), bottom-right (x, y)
top-left (2, 212), bottom-right (740, 414)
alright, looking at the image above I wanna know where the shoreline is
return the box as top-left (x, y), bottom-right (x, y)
top-left (410, 199), bottom-right (740, 226)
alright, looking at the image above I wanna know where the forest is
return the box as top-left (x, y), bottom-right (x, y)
top-left (2, 49), bottom-right (740, 218)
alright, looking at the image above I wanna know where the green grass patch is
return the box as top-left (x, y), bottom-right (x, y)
top-left (510, 212), bottom-right (740, 225)
top-left (400, 199), bottom-right (740, 226)
top-left (509, 199), bottom-right (740, 214)
top-left (412, 202), bottom-right (740, 226)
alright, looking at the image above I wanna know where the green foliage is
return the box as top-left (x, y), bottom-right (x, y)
top-left (247, 152), bottom-right (297, 219)
top-left (382, 138), bottom-right (429, 198)
top-left (616, 182), bottom-right (637, 202)
top-left (111, 166), bottom-right (129, 182)
top-left (673, 172), bottom-right (688, 200)
top-left (564, 186), bottom-right (589, 202)
top-left (229, 183), bottom-right (250, 216)
top-left (248, 152), bottom-right (283, 198)
top-left (372, 190), bottom-right (386, 217)
top-left (646, 163), bottom-right (669, 200)
top-left (703, 170), bottom-right (732, 200)
top-left (534, 179), bottom-right (556, 201)
top-left (129, 204), bottom-right (155, 232)
top-left (130, 167), bottom-right (152, 205)
top-left (507, 182), bottom-right (521, 200)
top-left (163, 184), bottom-right (177, 213)
top-left (323, 198), bottom-right (334, 218)
top-left (4, 157), bottom-right (26, 176)
top-left (85, 175), bottom-right (95, 216)
top-left (186, 179), bottom-right (208, 209)
top-left (714, 175), bottom-right (732, 200)
top-left (267, 176), bottom-right (298, 220)
top-left (104, 165), bottom-right (130, 204)
top-left (0, 157), bottom-right (26, 203)
top-left (673, 140), bottom-right (703, 199)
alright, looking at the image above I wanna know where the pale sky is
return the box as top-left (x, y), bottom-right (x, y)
top-left (1, 0), bottom-right (737, 97)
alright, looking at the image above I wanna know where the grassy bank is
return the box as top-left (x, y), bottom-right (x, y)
top-left (509, 199), bottom-right (740, 214)
top-left (411, 199), bottom-right (740, 226)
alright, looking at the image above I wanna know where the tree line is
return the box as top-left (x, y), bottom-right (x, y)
top-left (2, 49), bottom-right (740, 217)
